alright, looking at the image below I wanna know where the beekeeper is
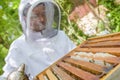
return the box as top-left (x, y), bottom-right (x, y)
top-left (0, 0), bottom-right (76, 79)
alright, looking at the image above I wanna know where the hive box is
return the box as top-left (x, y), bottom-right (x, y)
top-left (36, 32), bottom-right (120, 80)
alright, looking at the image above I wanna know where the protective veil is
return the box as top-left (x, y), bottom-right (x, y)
top-left (0, 0), bottom-right (76, 79)
top-left (20, 0), bottom-right (61, 42)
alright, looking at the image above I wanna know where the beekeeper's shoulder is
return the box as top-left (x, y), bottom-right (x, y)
top-left (10, 34), bottom-right (25, 48)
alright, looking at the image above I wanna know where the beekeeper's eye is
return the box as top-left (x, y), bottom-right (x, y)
top-left (31, 13), bottom-right (38, 20)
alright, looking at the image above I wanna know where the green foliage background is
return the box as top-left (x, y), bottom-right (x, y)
top-left (98, 0), bottom-right (120, 32)
top-left (0, 0), bottom-right (120, 75)
top-left (0, 0), bottom-right (21, 74)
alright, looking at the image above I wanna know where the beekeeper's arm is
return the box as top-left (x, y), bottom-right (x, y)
top-left (0, 41), bottom-right (24, 80)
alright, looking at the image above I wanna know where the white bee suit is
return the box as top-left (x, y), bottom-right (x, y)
top-left (0, 0), bottom-right (76, 79)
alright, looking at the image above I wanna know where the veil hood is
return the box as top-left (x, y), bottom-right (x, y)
top-left (18, 0), bottom-right (61, 41)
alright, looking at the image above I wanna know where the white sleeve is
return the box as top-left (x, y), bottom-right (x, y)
top-left (59, 31), bottom-right (76, 52)
top-left (67, 36), bottom-right (76, 50)
top-left (1, 42), bottom-right (24, 78)
top-left (62, 31), bottom-right (76, 51)
top-left (0, 76), bottom-right (7, 80)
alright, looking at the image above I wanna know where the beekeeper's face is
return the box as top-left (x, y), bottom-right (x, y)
top-left (30, 4), bottom-right (46, 32)
top-left (23, 2), bottom-right (60, 41)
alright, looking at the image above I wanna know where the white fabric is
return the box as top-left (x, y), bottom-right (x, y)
top-left (1, 31), bottom-right (75, 79)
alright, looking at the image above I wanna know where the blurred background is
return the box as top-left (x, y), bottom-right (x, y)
top-left (0, 0), bottom-right (120, 75)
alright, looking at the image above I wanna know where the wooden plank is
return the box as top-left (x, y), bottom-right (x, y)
top-left (100, 64), bottom-right (120, 80)
top-left (89, 32), bottom-right (120, 39)
top-left (37, 74), bottom-right (45, 80)
top-left (82, 41), bottom-right (120, 48)
top-left (52, 65), bottom-right (74, 80)
top-left (87, 37), bottom-right (120, 44)
top-left (63, 58), bottom-right (107, 74)
top-left (94, 57), bottom-right (120, 64)
top-left (46, 69), bottom-right (58, 80)
top-left (57, 62), bottom-right (99, 80)
top-left (87, 32), bottom-right (120, 43)
top-left (74, 54), bottom-right (120, 64)
top-left (75, 47), bottom-right (120, 57)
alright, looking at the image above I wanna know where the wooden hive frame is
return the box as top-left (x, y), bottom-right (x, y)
top-left (36, 32), bottom-right (120, 80)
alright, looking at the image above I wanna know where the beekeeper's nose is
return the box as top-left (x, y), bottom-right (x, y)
top-left (39, 15), bottom-right (46, 24)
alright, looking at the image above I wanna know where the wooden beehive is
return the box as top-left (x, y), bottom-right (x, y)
top-left (36, 32), bottom-right (120, 80)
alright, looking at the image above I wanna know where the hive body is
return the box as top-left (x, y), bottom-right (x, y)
top-left (36, 32), bottom-right (120, 80)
